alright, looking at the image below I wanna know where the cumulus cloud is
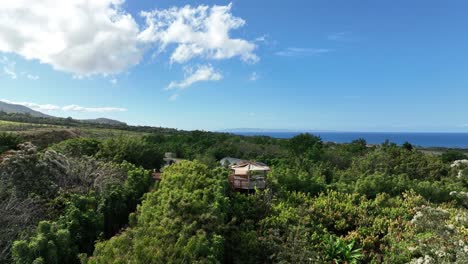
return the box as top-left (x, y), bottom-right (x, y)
top-left (1, 99), bottom-right (127, 113)
top-left (0, 0), bottom-right (143, 76)
top-left (167, 64), bottom-right (222, 90)
top-left (0, 2), bottom-right (258, 76)
top-left (139, 3), bottom-right (258, 64)
top-left (275, 47), bottom-right (332, 57)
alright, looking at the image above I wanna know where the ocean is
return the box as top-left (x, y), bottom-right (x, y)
top-left (233, 132), bottom-right (468, 148)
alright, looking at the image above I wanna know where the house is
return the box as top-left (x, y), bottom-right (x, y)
top-left (228, 161), bottom-right (270, 191)
top-left (220, 157), bottom-right (248, 167)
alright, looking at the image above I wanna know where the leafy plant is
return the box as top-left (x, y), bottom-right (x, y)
top-left (323, 235), bottom-right (363, 264)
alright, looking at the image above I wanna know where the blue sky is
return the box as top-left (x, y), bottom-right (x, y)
top-left (1, 0), bottom-right (468, 132)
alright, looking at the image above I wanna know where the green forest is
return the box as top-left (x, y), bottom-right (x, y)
top-left (0, 115), bottom-right (467, 264)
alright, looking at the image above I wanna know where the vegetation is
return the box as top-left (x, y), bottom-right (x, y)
top-left (0, 132), bottom-right (22, 153)
top-left (0, 116), bottom-right (467, 263)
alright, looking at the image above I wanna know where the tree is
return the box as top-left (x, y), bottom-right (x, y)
top-left (402, 141), bottom-right (413, 151)
top-left (288, 133), bottom-right (323, 160)
top-left (346, 138), bottom-right (368, 154)
top-left (89, 161), bottom-right (228, 264)
top-left (12, 221), bottom-right (76, 264)
top-left (50, 138), bottom-right (100, 157)
top-left (97, 136), bottom-right (163, 169)
top-left (441, 150), bottom-right (467, 163)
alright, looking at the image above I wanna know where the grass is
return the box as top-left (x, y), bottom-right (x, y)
top-left (0, 120), bottom-right (54, 132)
top-left (0, 120), bottom-right (149, 149)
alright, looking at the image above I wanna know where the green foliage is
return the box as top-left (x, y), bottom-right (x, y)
top-left (3, 117), bottom-right (468, 264)
top-left (12, 221), bottom-right (76, 264)
top-left (224, 191), bottom-right (271, 264)
top-left (89, 161), bottom-right (228, 264)
top-left (288, 133), bottom-right (323, 160)
top-left (99, 162), bottom-right (152, 237)
top-left (323, 235), bottom-right (363, 264)
top-left (58, 194), bottom-right (103, 255)
top-left (441, 149), bottom-right (468, 163)
top-left (402, 141), bottom-right (414, 151)
top-left (269, 161), bottom-right (326, 195)
top-left (0, 132), bottom-right (22, 153)
top-left (346, 138), bottom-right (368, 154)
top-left (5, 144), bottom-right (152, 264)
top-left (97, 136), bottom-right (163, 169)
top-left (49, 138), bottom-right (100, 157)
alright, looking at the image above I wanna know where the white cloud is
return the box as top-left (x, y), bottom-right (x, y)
top-left (139, 3), bottom-right (258, 64)
top-left (0, 1), bottom-right (258, 82)
top-left (169, 94), bottom-right (179, 101)
top-left (3, 65), bottom-right (17, 79)
top-left (249, 71), bottom-right (259, 81)
top-left (1, 99), bottom-right (60, 111)
top-left (1, 99), bottom-right (127, 113)
top-left (1, 56), bottom-right (17, 79)
top-left (167, 64), bottom-right (222, 90)
top-left (110, 78), bottom-right (118, 85)
top-left (254, 35), bottom-right (267, 42)
top-left (275, 47), bottom-right (332, 57)
top-left (26, 74), bottom-right (39, 80)
top-left (62, 104), bottom-right (127, 113)
top-left (0, 0), bottom-right (143, 76)
top-left (1, 56), bottom-right (40, 80)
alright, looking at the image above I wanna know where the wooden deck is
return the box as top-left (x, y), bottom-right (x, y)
top-left (152, 172), bottom-right (162, 181)
top-left (229, 175), bottom-right (266, 190)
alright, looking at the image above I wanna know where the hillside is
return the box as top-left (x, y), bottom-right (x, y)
top-left (0, 101), bottom-right (51, 118)
top-left (0, 101), bottom-right (126, 126)
top-left (81, 118), bottom-right (127, 126)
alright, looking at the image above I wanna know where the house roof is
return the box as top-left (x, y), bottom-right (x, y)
top-left (220, 157), bottom-right (247, 165)
top-left (231, 161), bottom-right (270, 175)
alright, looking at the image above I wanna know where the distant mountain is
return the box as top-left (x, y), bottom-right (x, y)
top-left (0, 101), bottom-right (51, 118)
top-left (0, 101), bottom-right (126, 125)
top-left (81, 118), bottom-right (127, 126)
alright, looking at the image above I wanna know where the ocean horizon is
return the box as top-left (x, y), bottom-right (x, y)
top-left (232, 131), bottom-right (468, 148)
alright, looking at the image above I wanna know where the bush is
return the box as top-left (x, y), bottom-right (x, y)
top-left (0, 132), bottom-right (21, 153)
top-left (89, 161), bottom-right (228, 264)
top-left (49, 138), bottom-right (100, 157)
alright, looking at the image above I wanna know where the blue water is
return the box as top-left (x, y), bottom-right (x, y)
top-left (234, 132), bottom-right (468, 148)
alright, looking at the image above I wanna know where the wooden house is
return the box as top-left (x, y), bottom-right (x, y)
top-left (228, 161), bottom-right (270, 191)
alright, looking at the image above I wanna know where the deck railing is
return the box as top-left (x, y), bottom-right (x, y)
top-left (229, 175), bottom-right (266, 190)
